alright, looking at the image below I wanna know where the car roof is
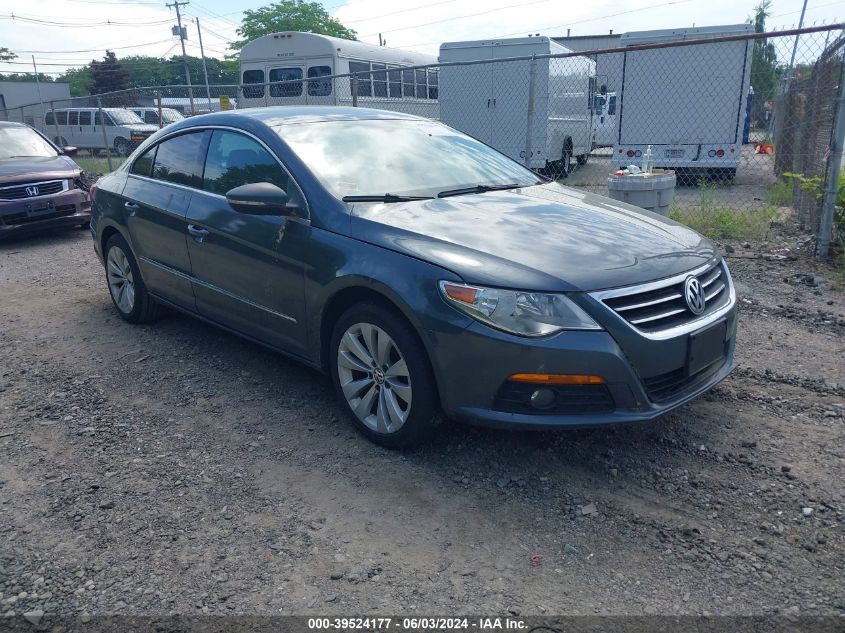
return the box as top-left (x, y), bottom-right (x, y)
top-left (0, 120), bottom-right (29, 129)
top-left (173, 106), bottom-right (427, 128)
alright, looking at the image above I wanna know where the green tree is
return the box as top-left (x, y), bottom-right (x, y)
top-left (0, 72), bottom-right (53, 82)
top-left (88, 50), bottom-right (131, 100)
top-left (230, 0), bottom-right (356, 52)
top-left (749, 0), bottom-right (780, 127)
top-left (0, 47), bottom-right (15, 62)
top-left (58, 67), bottom-right (93, 97)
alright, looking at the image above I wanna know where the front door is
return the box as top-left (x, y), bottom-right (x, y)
top-left (185, 129), bottom-right (307, 355)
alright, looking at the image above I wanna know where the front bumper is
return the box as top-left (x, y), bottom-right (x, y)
top-left (0, 188), bottom-right (90, 239)
top-left (429, 292), bottom-right (737, 429)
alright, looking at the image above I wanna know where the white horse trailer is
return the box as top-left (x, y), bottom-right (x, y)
top-left (238, 32), bottom-right (439, 118)
top-left (439, 37), bottom-right (596, 174)
top-left (612, 24), bottom-right (753, 177)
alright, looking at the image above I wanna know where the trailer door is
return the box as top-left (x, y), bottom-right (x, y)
top-left (619, 40), bottom-right (749, 146)
top-left (439, 43), bottom-right (493, 143)
top-left (490, 42), bottom-right (538, 163)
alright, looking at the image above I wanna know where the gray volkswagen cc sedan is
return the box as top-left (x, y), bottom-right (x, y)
top-left (90, 107), bottom-right (736, 447)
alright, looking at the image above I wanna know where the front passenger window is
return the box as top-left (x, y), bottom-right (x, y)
top-left (202, 130), bottom-right (289, 196)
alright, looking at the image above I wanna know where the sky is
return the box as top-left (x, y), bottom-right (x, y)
top-left (0, 0), bottom-right (840, 77)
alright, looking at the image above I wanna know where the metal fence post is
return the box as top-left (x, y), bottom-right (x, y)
top-left (523, 54), bottom-right (537, 168)
top-left (156, 91), bottom-right (163, 129)
top-left (97, 97), bottom-right (114, 173)
top-left (49, 100), bottom-right (60, 143)
top-left (351, 75), bottom-right (359, 107)
top-left (816, 57), bottom-right (845, 259)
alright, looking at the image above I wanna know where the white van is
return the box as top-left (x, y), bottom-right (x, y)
top-left (439, 37), bottom-right (596, 175)
top-left (239, 32), bottom-right (439, 118)
top-left (127, 107), bottom-right (185, 127)
top-left (44, 108), bottom-right (158, 156)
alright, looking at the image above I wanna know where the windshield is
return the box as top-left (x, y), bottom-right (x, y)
top-left (161, 109), bottom-right (184, 123)
top-left (107, 109), bottom-right (145, 125)
top-left (0, 127), bottom-right (58, 159)
top-left (275, 119), bottom-right (540, 199)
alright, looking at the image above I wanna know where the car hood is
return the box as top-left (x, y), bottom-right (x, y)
top-left (349, 182), bottom-right (716, 292)
top-left (0, 155), bottom-right (80, 182)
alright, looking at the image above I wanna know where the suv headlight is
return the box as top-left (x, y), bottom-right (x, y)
top-left (439, 281), bottom-right (601, 337)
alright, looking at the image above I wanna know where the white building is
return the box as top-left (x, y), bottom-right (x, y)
top-left (0, 81), bottom-right (72, 124)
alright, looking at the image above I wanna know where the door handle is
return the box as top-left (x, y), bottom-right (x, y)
top-left (187, 224), bottom-right (209, 242)
top-left (124, 201), bottom-right (140, 211)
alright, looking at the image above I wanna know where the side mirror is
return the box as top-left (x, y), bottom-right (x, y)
top-left (62, 146), bottom-right (79, 157)
top-left (225, 182), bottom-right (298, 216)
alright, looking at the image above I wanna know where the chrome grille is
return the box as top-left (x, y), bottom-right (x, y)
top-left (600, 261), bottom-right (731, 333)
top-left (0, 180), bottom-right (66, 201)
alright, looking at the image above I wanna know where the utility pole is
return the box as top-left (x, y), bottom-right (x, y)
top-left (31, 56), bottom-right (45, 126)
top-left (195, 18), bottom-right (212, 111)
top-left (166, 0), bottom-right (195, 115)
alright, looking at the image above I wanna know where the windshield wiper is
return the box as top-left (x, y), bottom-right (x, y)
top-left (342, 193), bottom-right (434, 203)
top-left (437, 183), bottom-right (521, 198)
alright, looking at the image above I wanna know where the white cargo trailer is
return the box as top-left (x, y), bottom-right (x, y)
top-left (439, 37), bottom-right (596, 174)
top-left (239, 32), bottom-right (439, 118)
top-left (612, 24), bottom-right (753, 177)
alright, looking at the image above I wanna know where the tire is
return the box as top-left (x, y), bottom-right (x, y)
top-left (103, 233), bottom-right (162, 324)
top-left (330, 302), bottom-right (441, 448)
top-left (576, 154), bottom-right (588, 166)
top-left (558, 145), bottom-right (572, 179)
top-left (114, 138), bottom-right (131, 157)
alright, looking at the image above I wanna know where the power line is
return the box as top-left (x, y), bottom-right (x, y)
top-left (399, 0), bottom-right (697, 48)
top-left (0, 14), bottom-right (173, 28)
top-left (343, 0), bottom-right (458, 25)
top-left (10, 39), bottom-right (175, 54)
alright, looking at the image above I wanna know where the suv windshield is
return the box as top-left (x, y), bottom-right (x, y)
top-left (0, 127), bottom-right (58, 159)
top-left (275, 119), bottom-right (540, 199)
top-left (160, 109), bottom-right (184, 123)
top-left (107, 109), bottom-right (145, 125)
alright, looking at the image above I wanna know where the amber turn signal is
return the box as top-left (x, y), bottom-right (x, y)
top-left (507, 373), bottom-right (605, 385)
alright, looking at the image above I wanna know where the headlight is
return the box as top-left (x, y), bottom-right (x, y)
top-left (439, 281), bottom-right (601, 337)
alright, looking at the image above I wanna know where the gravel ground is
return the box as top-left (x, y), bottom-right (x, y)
top-left (0, 218), bottom-right (843, 620)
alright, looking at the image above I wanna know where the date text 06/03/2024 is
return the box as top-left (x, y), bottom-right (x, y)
top-left (306, 617), bottom-right (528, 630)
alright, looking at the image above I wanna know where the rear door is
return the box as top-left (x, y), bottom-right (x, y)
top-left (491, 40), bottom-right (536, 163)
top-left (122, 130), bottom-right (209, 310)
top-left (306, 59), bottom-right (334, 105)
top-left (268, 66), bottom-right (305, 105)
top-left (185, 129), bottom-right (308, 354)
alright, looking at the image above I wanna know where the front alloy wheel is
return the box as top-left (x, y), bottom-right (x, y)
top-left (330, 303), bottom-right (441, 448)
top-left (337, 322), bottom-right (412, 434)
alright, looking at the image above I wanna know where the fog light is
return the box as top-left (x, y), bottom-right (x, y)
top-left (530, 388), bottom-right (556, 410)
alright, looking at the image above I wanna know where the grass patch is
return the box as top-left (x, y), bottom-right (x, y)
top-left (670, 182), bottom-right (778, 240)
top-left (74, 156), bottom-right (116, 175)
top-left (766, 179), bottom-right (793, 207)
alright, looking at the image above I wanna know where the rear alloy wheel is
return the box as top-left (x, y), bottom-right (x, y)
top-left (331, 303), bottom-right (440, 448)
top-left (104, 234), bottom-right (161, 323)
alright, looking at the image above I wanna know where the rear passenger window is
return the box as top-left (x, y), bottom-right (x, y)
top-left (130, 146), bottom-right (156, 177)
top-left (79, 111), bottom-right (92, 126)
top-left (402, 69), bottom-right (414, 98)
top-left (45, 112), bottom-right (55, 125)
top-left (68, 112), bottom-right (79, 126)
top-left (269, 67), bottom-right (303, 97)
top-left (151, 131), bottom-right (207, 188)
top-left (56, 111), bottom-right (68, 125)
top-left (371, 63), bottom-right (387, 98)
top-left (202, 130), bottom-right (288, 196)
top-left (242, 69), bottom-right (265, 98)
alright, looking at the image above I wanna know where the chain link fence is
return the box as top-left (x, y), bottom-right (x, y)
top-left (3, 24), bottom-right (843, 254)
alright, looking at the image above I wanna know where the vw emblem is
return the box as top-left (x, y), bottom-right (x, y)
top-left (684, 276), bottom-right (706, 315)
top-left (25, 186), bottom-right (39, 197)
